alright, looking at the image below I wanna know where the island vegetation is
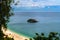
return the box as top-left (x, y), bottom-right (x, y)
top-left (27, 19), bottom-right (38, 23)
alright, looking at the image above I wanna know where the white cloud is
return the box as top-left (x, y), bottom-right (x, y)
top-left (13, 0), bottom-right (60, 8)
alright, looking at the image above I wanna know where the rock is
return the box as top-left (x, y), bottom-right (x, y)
top-left (27, 19), bottom-right (38, 23)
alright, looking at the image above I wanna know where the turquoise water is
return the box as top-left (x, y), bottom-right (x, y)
top-left (8, 12), bottom-right (60, 37)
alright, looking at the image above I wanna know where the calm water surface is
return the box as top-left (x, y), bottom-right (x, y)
top-left (8, 12), bottom-right (60, 37)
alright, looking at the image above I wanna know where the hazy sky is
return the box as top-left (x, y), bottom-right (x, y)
top-left (12, 0), bottom-right (60, 12)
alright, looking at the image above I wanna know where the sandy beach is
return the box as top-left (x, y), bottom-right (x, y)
top-left (2, 27), bottom-right (31, 40)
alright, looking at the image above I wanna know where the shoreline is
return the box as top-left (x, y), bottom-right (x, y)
top-left (8, 28), bottom-right (31, 38)
top-left (2, 27), bottom-right (33, 40)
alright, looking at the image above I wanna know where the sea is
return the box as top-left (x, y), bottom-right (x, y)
top-left (7, 12), bottom-right (60, 37)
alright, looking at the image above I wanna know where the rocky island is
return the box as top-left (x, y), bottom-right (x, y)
top-left (27, 19), bottom-right (38, 23)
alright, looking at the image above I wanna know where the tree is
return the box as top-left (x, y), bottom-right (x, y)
top-left (0, 0), bottom-right (14, 40)
top-left (32, 32), bottom-right (60, 40)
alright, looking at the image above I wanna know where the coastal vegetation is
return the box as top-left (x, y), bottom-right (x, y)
top-left (0, 0), bottom-right (14, 40)
top-left (30, 32), bottom-right (60, 40)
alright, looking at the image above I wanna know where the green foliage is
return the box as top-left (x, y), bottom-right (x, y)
top-left (0, 0), bottom-right (14, 28)
top-left (4, 35), bottom-right (14, 40)
top-left (32, 32), bottom-right (60, 40)
top-left (0, 0), bottom-right (14, 40)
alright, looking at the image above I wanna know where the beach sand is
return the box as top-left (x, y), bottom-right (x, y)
top-left (2, 27), bottom-right (31, 40)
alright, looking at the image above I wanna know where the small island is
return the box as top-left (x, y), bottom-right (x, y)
top-left (27, 19), bottom-right (38, 23)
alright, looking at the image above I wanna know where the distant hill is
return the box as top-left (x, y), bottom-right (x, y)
top-left (12, 5), bottom-right (60, 12)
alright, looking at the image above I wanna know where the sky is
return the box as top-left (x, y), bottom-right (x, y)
top-left (12, 0), bottom-right (60, 12)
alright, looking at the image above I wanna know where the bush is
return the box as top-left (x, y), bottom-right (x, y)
top-left (32, 32), bottom-right (60, 40)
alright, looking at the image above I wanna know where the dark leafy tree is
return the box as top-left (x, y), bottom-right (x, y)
top-left (32, 32), bottom-right (60, 40)
top-left (0, 0), bottom-right (14, 40)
